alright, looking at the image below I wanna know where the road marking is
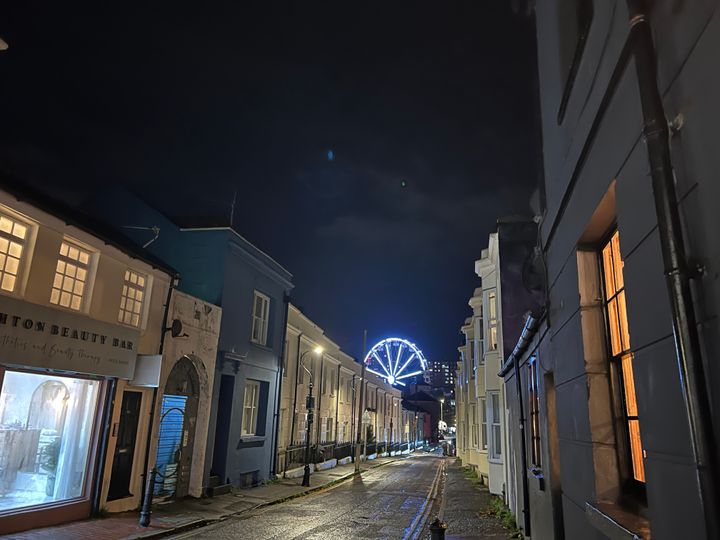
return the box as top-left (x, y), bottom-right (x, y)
top-left (403, 457), bottom-right (445, 540)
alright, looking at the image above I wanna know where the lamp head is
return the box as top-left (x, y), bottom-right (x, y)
top-left (314, 346), bottom-right (324, 355)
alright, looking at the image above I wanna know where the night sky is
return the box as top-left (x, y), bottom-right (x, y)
top-left (0, 2), bottom-right (538, 361)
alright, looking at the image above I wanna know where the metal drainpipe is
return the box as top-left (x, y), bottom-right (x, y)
top-left (139, 275), bottom-right (177, 524)
top-left (316, 355), bottom-right (324, 446)
top-left (285, 331), bottom-right (303, 476)
top-left (627, 3), bottom-right (720, 537)
top-left (271, 293), bottom-right (290, 477)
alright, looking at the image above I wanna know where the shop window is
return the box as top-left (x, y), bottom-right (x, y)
top-left (0, 212), bottom-right (29, 294)
top-left (50, 240), bottom-right (93, 311)
top-left (241, 380), bottom-right (260, 436)
top-left (0, 371), bottom-right (100, 512)
top-left (601, 231), bottom-right (645, 485)
top-left (118, 269), bottom-right (147, 327)
top-left (489, 392), bottom-right (502, 460)
top-left (528, 357), bottom-right (542, 470)
top-left (250, 291), bottom-right (270, 346)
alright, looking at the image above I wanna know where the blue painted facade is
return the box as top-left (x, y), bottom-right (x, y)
top-left (84, 189), bottom-right (293, 489)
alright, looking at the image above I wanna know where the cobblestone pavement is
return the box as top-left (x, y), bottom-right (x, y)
top-left (169, 455), bottom-right (444, 540)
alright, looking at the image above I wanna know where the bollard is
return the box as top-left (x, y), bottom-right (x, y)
top-left (429, 517), bottom-right (447, 540)
top-left (139, 468), bottom-right (157, 527)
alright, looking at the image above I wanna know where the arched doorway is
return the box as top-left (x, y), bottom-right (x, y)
top-left (154, 356), bottom-right (199, 498)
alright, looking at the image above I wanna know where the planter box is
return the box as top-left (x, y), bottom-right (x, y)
top-left (338, 457), bottom-right (352, 466)
top-left (315, 458), bottom-right (338, 471)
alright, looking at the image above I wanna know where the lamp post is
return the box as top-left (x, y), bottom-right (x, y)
top-left (414, 413), bottom-right (419, 450)
top-left (440, 397), bottom-right (445, 426)
top-left (301, 346), bottom-right (323, 487)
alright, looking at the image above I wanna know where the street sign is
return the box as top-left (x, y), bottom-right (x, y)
top-left (306, 396), bottom-right (315, 410)
top-left (361, 411), bottom-right (371, 424)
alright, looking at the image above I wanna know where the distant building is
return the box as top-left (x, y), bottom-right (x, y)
top-left (427, 359), bottom-right (455, 389)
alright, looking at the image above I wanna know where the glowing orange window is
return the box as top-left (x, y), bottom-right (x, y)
top-left (601, 231), bottom-right (645, 483)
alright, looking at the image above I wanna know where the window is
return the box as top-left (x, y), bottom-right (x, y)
top-left (528, 357), bottom-right (542, 469)
top-left (251, 291), bottom-right (270, 345)
top-left (487, 291), bottom-right (498, 351)
top-left (557, 0), bottom-right (594, 124)
top-left (489, 392), bottom-right (502, 460)
top-left (118, 269), bottom-right (147, 327)
top-left (282, 339), bottom-right (288, 377)
top-left (601, 231), bottom-right (645, 483)
top-left (0, 370), bottom-right (101, 511)
top-left (481, 397), bottom-right (488, 450)
top-left (242, 380), bottom-right (260, 436)
top-left (50, 240), bottom-right (93, 311)
top-left (470, 404), bottom-right (479, 448)
top-left (296, 412), bottom-right (306, 445)
top-left (0, 212), bottom-right (30, 294)
top-left (327, 417), bottom-right (334, 442)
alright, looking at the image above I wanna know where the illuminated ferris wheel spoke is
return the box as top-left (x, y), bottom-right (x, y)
top-left (396, 370), bottom-right (423, 381)
top-left (396, 353), bottom-right (416, 378)
top-left (364, 338), bottom-right (427, 387)
top-left (372, 351), bottom-right (392, 377)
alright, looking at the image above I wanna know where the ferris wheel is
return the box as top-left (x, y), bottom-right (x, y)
top-left (363, 337), bottom-right (428, 387)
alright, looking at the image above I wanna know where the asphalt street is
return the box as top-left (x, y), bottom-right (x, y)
top-left (169, 455), bottom-right (443, 540)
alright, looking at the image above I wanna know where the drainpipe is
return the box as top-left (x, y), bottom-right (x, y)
top-left (271, 292), bottom-right (290, 477)
top-left (91, 377), bottom-right (117, 515)
top-left (316, 355), bottom-right (324, 446)
top-left (627, 3), bottom-right (720, 537)
top-left (335, 365), bottom-right (340, 446)
top-left (285, 331), bottom-right (303, 476)
top-left (139, 275), bottom-right (177, 526)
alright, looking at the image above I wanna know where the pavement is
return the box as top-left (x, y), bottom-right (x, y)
top-left (430, 458), bottom-right (512, 540)
top-left (3, 455), bottom-right (401, 540)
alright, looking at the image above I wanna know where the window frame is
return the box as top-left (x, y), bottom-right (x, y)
top-left (598, 229), bottom-right (646, 498)
top-left (250, 290), bottom-right (270, 346)
top-left (118, 268), bottom-right (149, 329)
top-left (480, 397), bottom-right (488, 451)
top-left (528, 356), bottom-right (542, 471)
top-left (488, 391), bottom-right (502, 461)
top-left (241, 380), bottom-right (261, 437)
top-left (0, 210), bottom-right (34, 296)
top-left (50, 238), bottom-right (96, 312)
top-left (486, 290), bottom-right (499, 352)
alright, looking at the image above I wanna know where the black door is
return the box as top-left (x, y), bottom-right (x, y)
top-left (108, 391), bottom-right (142, 501)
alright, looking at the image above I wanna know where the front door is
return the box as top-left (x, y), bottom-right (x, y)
top-left (108, 391), bottom-right (142, 501)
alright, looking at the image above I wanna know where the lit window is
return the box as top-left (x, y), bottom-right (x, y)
top-left (528, 358), bottom-right (542, 469)
top-left (601, 231), bottom-right (645, 483)
top-left (118, 269), bottom-right (147, 327)
top-left (0, 213), bottom-right (29, 293)
top-left (50, 240), bottom-right (93, 311)
top-left (242, 380), bottom-right (260, 436)
top-left (251, 291), bottom-right (270, 345)
top-left (487, 291), bottom-right (498, 351)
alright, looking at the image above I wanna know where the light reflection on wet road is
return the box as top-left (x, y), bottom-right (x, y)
top-left (172, 455), bottom-right (442, 540)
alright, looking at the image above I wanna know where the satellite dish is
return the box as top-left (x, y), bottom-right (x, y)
top-left (167, 319), bottom-right (183, 338)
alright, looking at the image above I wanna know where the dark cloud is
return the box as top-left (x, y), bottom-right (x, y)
top-left (0, 1), bottom-right (537, 359)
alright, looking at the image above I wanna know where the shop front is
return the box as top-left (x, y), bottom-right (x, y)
top-left (0, 295), bottom-right (139, 534)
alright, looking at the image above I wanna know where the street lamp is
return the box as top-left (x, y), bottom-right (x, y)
top-left (301, 346), bottom-right (323, 487)
top-left (440, 397), bottom-right (445, 426)
top-left (390, 401), bottom-right (396, 455)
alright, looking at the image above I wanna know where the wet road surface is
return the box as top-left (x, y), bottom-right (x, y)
top-left (170, 455), bottom-right (442, 540)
